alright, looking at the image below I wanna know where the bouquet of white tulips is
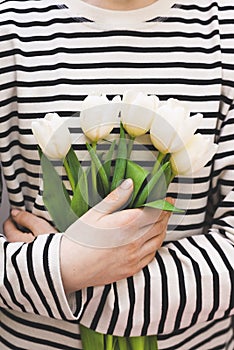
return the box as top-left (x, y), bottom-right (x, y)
top-left (32, 91), bottom-right (218, 350)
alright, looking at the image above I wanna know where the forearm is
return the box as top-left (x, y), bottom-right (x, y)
top-left (0, 233), bottom-right (80, 320)
top-left (78, 230), bottom-right (234, 336)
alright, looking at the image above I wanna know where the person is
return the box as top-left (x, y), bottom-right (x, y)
top-left (0, 0), bottom-right (233, 349)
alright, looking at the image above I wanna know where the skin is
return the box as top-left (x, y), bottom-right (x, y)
top-left (82, 0), bottom-right (157, 10)
top-left (4, 179), bottom-right (172, 294)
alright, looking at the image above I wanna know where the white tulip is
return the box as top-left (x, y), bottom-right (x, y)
top-left (32, 113), bottom-right (72, 160)
top-left (150, 98), bottom-right (203, 153)
top-left (80, 94), bottom-right (121, 143)
top-left (171, 134), bottom-right (218, 175)
top-left (121, 90), bottom-right (160, 137)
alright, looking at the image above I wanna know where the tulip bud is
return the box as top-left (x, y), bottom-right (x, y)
top-left (150, 98), bottom-right (203, 154)
top-left (121, 90), bottom-right (159, 137)
top-left (32, 113), bottom-right (72, 159)
top-left (171, 134), bottom-right (218, 175)
top-left (80, 94), bottom-right (121, 142)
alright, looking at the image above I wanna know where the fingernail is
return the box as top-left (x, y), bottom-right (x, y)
top-left (11, 209), bottom-right (21, 217)
top-left (120, 178), bottom-right (133, 190)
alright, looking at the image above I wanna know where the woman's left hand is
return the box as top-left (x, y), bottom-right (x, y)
top-left (3, 209), bottom-right (57, 243)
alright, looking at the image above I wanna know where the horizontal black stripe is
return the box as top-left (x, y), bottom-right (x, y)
top-left (0, 29), bottom-right (220, 42)
top-left (0, 45), bottom-right (222, 58)
top-left (0, 61), bottom-right (222, 74)
top-left (4, 167), bottom-right (39, 181)
top-left (1, 322), bottom-right (80, 349)
top-left (1, 94), bottom-right (221, 106)
top-left (1, 78), bottom-right (222, 90)
top-left (190, 323), bottom-right (233, 350)
top-left (215, 150), bottom-right (234, 159)
top-left (1, 17), bottom-right (79, 27)
top-left (1, 336), bottom-right (26, 350)
top-left (0, 140), bottom-right (37, 153)
top-left (165, 15), bottom-right (218, 25)
top-left (0, 125), bottom-right (32, 138)
top-left (167, 222), bottom-right (204, 231)
top-left (178, 3), bottom-right (218, 12)
top-left (0, 4), bottom-right (60, 14)
top-left (6, 182), bottom-right (39, 194)
top-left (0, 9), bottom-right (222, 28)
top-left (1, 154), bottom-right (40, 167)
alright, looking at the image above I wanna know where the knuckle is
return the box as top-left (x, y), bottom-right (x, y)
top-left (3, 219), bottom-right (11, 233)
top-left (125, 242), bottom-right (140, 265)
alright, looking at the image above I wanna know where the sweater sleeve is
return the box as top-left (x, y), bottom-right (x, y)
top-left (0, 232), bottom-right (88, 321)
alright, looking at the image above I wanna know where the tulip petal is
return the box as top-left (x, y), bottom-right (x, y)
top-left (171, 134), bottom-right (218, 175)
top-left (150, 116), bottom-right (177, 153)
top-left (32, 113), bottom-right (72, 159)
top-left (80, 95), bottom-right (120, 142)
top-left (121, 91), bottom-right (159, 137)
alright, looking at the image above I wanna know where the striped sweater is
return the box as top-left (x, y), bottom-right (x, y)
top-left (0, 0), bottom-right (233, 349)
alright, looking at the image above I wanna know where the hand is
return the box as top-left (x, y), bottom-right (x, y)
top-left (4, 210), bottom-right (57, 243)
top-left (61, 179), bottom-right (172, 293)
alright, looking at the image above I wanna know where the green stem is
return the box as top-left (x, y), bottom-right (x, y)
top-left (127, 136), bottom-right (135, 159)
top-left (151, 151), bottom-right (166, 177)
top-left (63, 157), bottom-right (75, 192)
top-left (91, 141), bottom-right (97, 197)
top-left (170, 172), bottom-right (175, 184)
top-left (111, 123), bottom-right (127, 191)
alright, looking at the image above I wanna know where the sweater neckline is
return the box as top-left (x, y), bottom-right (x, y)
top-left (61, 0), bottom-right (177, 29)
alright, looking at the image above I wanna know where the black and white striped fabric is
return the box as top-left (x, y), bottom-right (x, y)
top-left (0, 0), bottom-right (233, 349)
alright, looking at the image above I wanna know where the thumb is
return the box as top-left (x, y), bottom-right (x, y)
top-left (92, 178), bottom-right (133, 217)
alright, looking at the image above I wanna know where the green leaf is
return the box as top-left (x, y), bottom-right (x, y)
top-left (116, 337), bottom-right (130, 350)
top-left (65, 147), bottom-right (82, 187)
top-left (127, 336), bottom-right (147, 350)
top-left (111, 123), bottom-right (127, 191)
top-left (133, 162), bottom-right (170, 208)
top-left (80, 325), bottom-right (106, 350)
top-left (125, 160), bottom-right (149, 208)
top-left (40, 153), bottom-right (78, 232)
top-left (71, 170), bottom-right (89, 218)
top-left (143, 199), bottom-right (184, 213)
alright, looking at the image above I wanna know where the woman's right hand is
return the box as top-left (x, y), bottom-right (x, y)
top-left (61, 179), bottom-right (172, 294)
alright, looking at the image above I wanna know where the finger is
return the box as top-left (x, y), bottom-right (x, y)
top-left (135, 197), bottom-right (174, 229)
top-left (139, 231), bottom-right (165, 259)
top-left (11, 209), bottom-right (56, 236)
top-left (88, 178), bottom-right (134, 218)
top-left (165, 196), bottom-right (175, 205)
top-left (3, 218), bottom-right (35, 243)
top-left (135, 208), bottom-right (171, 246)
top-left (137, 232), bottom-right (166, 270)
top-left (99, 206), bottom-right (162, 230)
top-left (137, 251), bottom-right (156, 272)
